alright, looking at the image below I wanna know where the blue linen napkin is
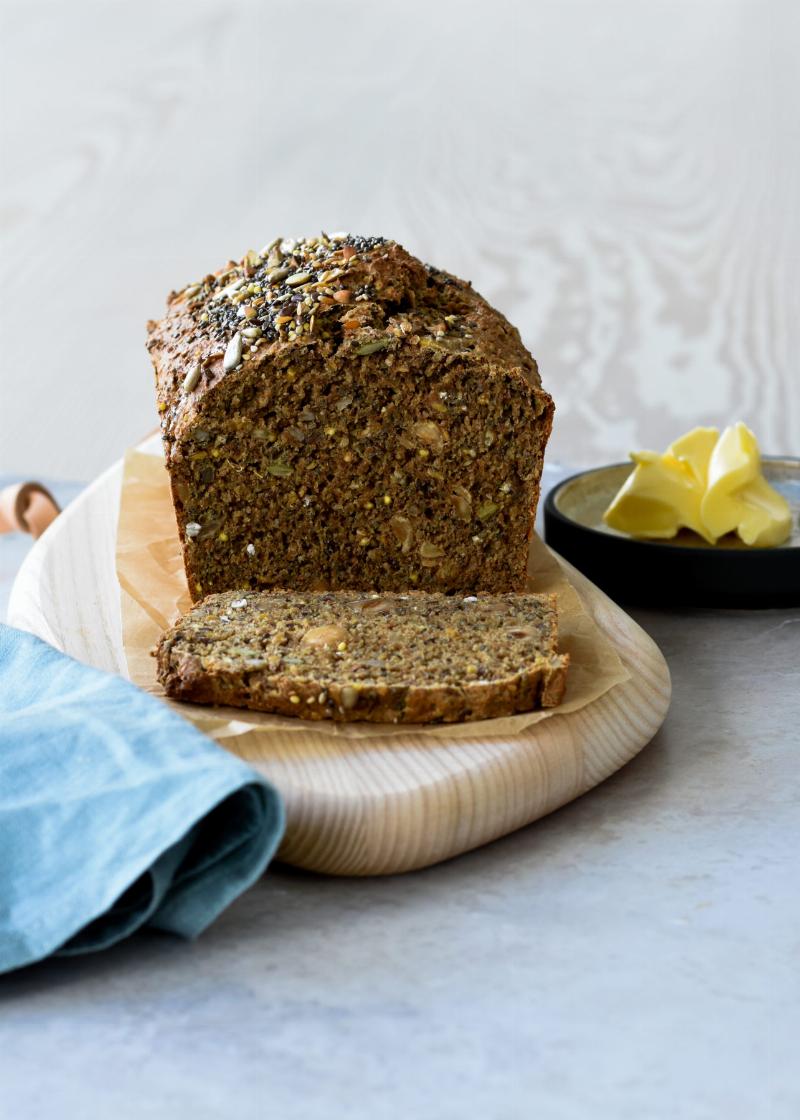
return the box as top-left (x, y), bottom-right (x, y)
top-left (0, 624), bottom-right (285, 973)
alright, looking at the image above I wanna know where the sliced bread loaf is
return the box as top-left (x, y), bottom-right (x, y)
top-left (156, 589), bottom-right (569, 723)
top-left (147, 235), bottom-right (554, 600)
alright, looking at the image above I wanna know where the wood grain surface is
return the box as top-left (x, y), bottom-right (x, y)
top-left (0, 0), bottom-right (796, 480)
top-left (8, 449), bottom-right (671, 875)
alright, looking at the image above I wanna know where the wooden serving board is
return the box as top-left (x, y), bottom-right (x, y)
top-left (8, 454), bottom-right (671, 876)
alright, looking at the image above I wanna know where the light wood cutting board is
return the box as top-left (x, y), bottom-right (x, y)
top-left (8, 455), bottom-right (671, 876)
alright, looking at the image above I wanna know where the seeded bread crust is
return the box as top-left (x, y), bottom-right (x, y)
top-left (156, 590), bottom-right (569, 724)
top-left (146, 235), bottom-right (554, 600)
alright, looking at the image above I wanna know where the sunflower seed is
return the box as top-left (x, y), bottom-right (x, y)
top-left (182, 361), bottom-right (201, 393)
top-left (286, 271), bottom-right (312, 287)
top-left (412, 420), bottom-right (446, 452)
top-left (449, 484), bottom-right (472, 521)
top-left (185, 521), bottom-right (201, 538)
top-left (223, 332), bottom-right (242, 372)
top-left (340, 685), bottom-right (358, 709)
top-left (214, 277), bottom-right (245, 301)
top-left (260, 236), bottom-right (282, 257)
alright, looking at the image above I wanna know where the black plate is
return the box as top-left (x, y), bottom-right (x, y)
top-left (543, 456), bottom-right (800, 608)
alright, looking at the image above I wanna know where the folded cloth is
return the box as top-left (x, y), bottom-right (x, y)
top-left (0, 624), bottom-right (285, 973)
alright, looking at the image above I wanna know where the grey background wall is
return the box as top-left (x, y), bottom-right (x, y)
top-left (1, 0), bottom-right (796, 479)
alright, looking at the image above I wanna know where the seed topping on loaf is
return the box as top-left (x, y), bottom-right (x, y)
top-left (148, 233), bottom-right (539, 431)
top-left (199, 235), bottom-right (390, 351)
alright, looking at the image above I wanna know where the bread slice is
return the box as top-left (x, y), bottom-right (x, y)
top-left (146, 235), bottom-right (554, 601)
top-left (156, 589), bottom-right (569, 723)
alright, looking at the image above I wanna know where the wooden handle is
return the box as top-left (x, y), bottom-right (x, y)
top-left (0, 482), bottom-right (61, 539)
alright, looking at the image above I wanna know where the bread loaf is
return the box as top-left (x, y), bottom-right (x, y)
top-left (156, 589), bottom-right (569, 723)
top-left (146, 235), bottom-right (554, 600)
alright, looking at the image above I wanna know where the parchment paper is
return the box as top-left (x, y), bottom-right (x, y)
top-left (116, 449), bottom-right (630, 746)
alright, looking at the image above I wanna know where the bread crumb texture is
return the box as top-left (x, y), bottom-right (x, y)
top-left (156, 589), bottom-right (569, 723)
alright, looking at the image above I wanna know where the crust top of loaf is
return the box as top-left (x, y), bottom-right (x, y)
top-left (146, 235), bottom-right (545, 448)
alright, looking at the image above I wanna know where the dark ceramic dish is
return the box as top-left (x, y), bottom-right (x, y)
top-left (544, 456), bottom-right (800, 608)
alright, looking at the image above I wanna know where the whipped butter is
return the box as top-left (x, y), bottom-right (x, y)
top-left (603, 423), bottom-right (791, 548)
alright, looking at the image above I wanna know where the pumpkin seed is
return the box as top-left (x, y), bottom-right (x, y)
top-left (356, 338), bottom-right (390, 356)
top-left (389, 515), bottom-right (414, 552)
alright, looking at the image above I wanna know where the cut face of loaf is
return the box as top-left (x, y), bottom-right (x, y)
top-left (156, 589), bottom-right (570, 723)
top-left (147, 236), bottom-right (554, 599)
